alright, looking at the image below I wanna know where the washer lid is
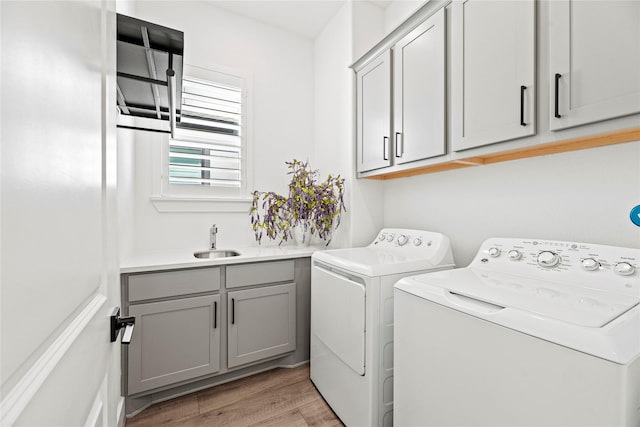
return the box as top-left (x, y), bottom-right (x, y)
top-left (411, 268), bottom-right (639, 327)
top-left (313, 247), bottom-right (450, 277)
top-left (395, 268), bottom-right (640, 364)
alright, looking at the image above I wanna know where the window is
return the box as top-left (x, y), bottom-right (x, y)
top-left (152, 64), bottom-right (252, 212)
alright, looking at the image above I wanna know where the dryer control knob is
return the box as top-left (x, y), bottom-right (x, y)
top-left (537, 251), bottom-right (561, 268)
top-left (378, 233), bottom-right (386, 242)
top-left (386, 233), bottom-right (395, 242)
top-left (508, 250), bottom-right (522, 260)
top-left (413, 237), bottom-right (423, 246)
top-left (488, 247), bottom-right (501, 258)
top-left (581, 258), bottom-right (600, 271)
top-left (397, 234), bottom-right (409, 246)
top-left (614, 262), bottom-right (636, 276)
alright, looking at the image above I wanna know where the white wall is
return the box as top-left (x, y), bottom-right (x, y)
top-left (118, 0), bottom-right (640, 261)
top-left (312, 0), bottom-right (389, 248)
top-left (383, 0), bottom-right (425, 34)
top-left (313, 3), bottom-right (354, 248)
top-left (384, 142), bottom-right (640, 266)
top-left (119, 1), bottom-right (315, 255)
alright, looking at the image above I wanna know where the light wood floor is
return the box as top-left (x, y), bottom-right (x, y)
top-left (125, 365), bottom-right (344, 427)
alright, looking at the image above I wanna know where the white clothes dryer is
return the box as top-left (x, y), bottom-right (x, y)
top-left (394, 237), bottom-right (640, 426)
top-left (310, 229), bottom-right (455, 427)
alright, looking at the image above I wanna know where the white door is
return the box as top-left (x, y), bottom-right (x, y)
top-left (1, 2), bottom-right (121, 426)
top-left (393, 7), bottom-right (446, 164)
top-left (549, 0), bottom-right (640, 130)
top-left (357, 50), bottom-right (392, 173)
top-left (451, 0), bottom-right (535, 151)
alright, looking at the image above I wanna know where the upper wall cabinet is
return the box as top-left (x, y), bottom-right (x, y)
top-left (549, 0), bottom-right (640, 131)
top-left (393, 8), bottom-right (446, 164)
top-left (357, 51), bottom-right (392, 173)
top-left (451, 0), bottom-right (536, 151)
top-left (356, 7), bottom-right (446, 174)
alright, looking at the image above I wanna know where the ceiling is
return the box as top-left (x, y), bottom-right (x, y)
top-left (209, 0), bottom-right (391, 39)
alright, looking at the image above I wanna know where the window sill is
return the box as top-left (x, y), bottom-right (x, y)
top-left (150, 196), bottom-right (253, 213)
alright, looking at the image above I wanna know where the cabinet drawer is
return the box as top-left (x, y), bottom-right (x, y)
top-left (226, 260), bottom-right (295, 289)
top-left (128, 267), bottom-right (221, 302)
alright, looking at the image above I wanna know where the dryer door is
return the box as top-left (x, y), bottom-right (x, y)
top-left (311, 264), bottom-right (366, 375)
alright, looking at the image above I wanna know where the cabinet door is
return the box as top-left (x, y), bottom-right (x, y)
top-left (393, 7), bottom-right (446, 163)
top-left (549, 0), bottom-right (640, 130)
top-left (451, 0), bottom-right (535, 151)
top-left (357, 50), bottom-right (392, 173)
top-left (127, 294), bottom-right (220, 394)
top-left (228, 283), bottom-right (296, 368)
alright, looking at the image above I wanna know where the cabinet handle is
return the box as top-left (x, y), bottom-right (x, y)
top-left (554, 73), bottom-right (562, 118)
top-left (213, 301), bottom-right (217, 329)
top-left (520, 85), bottom-right (527, 126)
top-left (231, 298), bottom-right (235, 325)
top-left (383, 136), bottom-right (389, 161)
top-left (395, 132), bottom-right (403, 157)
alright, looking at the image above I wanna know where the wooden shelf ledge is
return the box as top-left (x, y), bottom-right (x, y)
top-left (366, 127), bottom-right (640, 180)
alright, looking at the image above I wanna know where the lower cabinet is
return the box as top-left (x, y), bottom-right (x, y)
top-left (127, 294), bottom-right (220, 395)
top-left (122, 258), bottom-right (308, 405)
top-left (228, 283), bottom-right (296, 368)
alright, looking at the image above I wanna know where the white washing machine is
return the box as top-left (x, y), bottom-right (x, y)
top-left (310, 228), bottom-right (455, 427)
top-left (394, 237), bottom-right (640, 426)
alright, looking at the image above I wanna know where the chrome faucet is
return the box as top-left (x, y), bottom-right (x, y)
top-left (210, 224), bottom-right (218, 250)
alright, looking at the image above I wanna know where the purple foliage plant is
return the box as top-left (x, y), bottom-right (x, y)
top-left (250, 159), bottom-right (346, 245)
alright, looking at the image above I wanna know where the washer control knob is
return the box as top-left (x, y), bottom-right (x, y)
top-left (413, 237), bottom-right (423, 246)
top-left (614, 262), bottom-right (636, 276)
top-left (537, 251), bottom-right (561, 268)
top-left (488, 247), bottom-right (501, 258)
top-left (508, 250), bottom-right (522, 260)
top-left (397, 234), bottom-right (409, 246)
top-left (386, 233), bottom-right (395, 242)
top-left (378, 233), bottom-right (386, 242)
top-left (581, 258), bottom-right (600, 271)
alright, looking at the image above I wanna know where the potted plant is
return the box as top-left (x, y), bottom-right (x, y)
top-left (250, 159), bottom-right (346, 246)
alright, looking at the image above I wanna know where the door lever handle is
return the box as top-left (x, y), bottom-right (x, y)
top-left (110, 307), bottom-right (136, 344)
top-left (122, 324), bottom-right (135, 343)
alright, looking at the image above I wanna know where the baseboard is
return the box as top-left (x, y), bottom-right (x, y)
top-left (277, 359), bottom-right (310, 369)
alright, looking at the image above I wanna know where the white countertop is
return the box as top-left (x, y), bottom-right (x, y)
top-left (120, 245), bottom-right (324, 274)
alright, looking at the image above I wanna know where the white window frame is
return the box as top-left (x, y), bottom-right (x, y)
top-left (150, 64), bottom-right (253, 213)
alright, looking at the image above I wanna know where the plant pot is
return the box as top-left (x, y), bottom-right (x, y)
top-left (293, 223), bottom-right (311, 247)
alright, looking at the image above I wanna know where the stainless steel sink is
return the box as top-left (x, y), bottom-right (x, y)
top-left (193, 250), bottom-right (241, 259)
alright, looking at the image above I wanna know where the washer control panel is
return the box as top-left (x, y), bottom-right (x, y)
top-left (474, 238), bottom-right (640, 297)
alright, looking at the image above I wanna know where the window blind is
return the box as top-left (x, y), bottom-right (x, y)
top-left (169, 76), bottom-right (242, 188)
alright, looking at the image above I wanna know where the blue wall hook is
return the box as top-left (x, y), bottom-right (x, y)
top-left (630, 205), bottom-right (640, 227)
